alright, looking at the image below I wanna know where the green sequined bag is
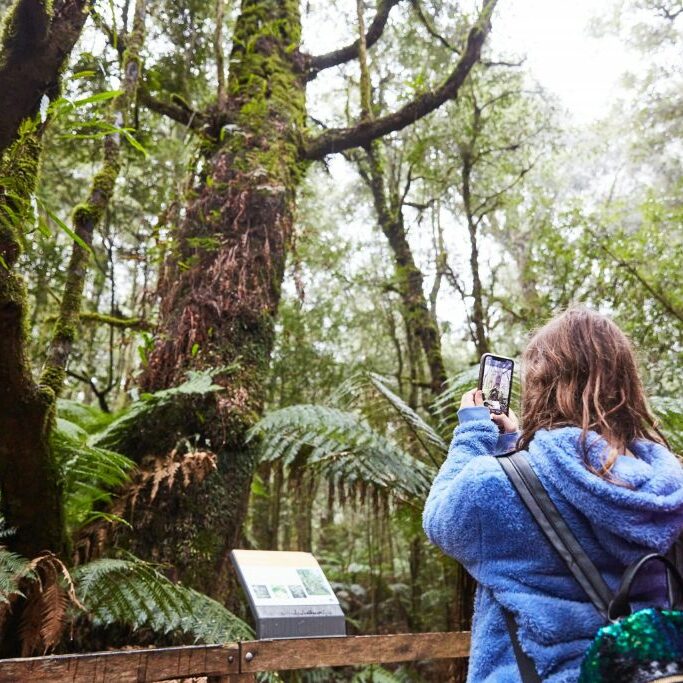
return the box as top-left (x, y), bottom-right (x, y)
top-left (579, 554), bottom-right (683, 683)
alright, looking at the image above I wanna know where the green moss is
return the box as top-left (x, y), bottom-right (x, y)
top-left (225, 0), bottom-right (306, 189)
top-left (92, 162), bottom-right (119, 197)
top-left (71, 202), bottom-right (97, 224)
top-left (0, 129), bottom-right (42, 263)
top-left (36, 383), bottom-right (56, 410)
top-left (0, 268), bottom-right (24, 305)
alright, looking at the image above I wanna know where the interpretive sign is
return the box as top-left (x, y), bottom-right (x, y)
top-left (230, 549), bottom-right (346, 639)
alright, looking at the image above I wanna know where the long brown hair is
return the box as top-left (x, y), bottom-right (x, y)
top-left (518, 307), bottom-right (667, 479)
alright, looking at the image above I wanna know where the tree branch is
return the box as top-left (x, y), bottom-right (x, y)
top-left (302, 0), bottom-right (498, 160)
top-left (93, 11), bottom-right (210, 134)
top-left (410, 0), bottom-right (459, 53)
top-left (588, 228), bottom-right (683, 324)
top-left (137, 88), bottom-right (207, 132)
top-left (40, 0), bottom-right (147, 396)
top-left (46, 310), bottom-right (153, 330)
top-left (306, 0), bottom-right (402, 77)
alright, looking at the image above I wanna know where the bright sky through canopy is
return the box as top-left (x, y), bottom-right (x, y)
top-left (493, 0), bottom-right (639, 122)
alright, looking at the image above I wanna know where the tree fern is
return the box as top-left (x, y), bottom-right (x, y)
top-left (337, 373), bottom-right (448, 459)
top-left (72, 557), bottom-right (252, 641)
top-left (249, 405), bottom-right (434, 500)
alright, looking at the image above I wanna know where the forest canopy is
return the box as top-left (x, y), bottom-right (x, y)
top-left (0, 0), bottom-right (681, 678)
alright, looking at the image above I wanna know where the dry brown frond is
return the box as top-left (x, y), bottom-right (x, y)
top-left (18, 554), bottom-right (82, 656)
top-left (129, 448), bottom-right (217, 509)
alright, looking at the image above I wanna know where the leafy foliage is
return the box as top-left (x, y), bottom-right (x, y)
top-left (250, 404), bottom-right (434, 501)
top-left (0, 547), bottom-right (33, 602)
top-left (56, 399), bottom-right (116, 434)
top-left (92, 368), bottom-right (228, 453)
top-left (651, 396), bottom-right (683, 454)
top-left (333, 373), bottom-right (448, 457)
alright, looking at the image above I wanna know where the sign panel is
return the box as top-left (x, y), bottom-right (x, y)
top-left (230, 549), bottom-right (346, 639)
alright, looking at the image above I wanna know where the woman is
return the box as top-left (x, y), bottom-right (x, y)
top-left (423, 307), bottom-right (683, 682)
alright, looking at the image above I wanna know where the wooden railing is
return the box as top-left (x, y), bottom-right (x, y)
top-left (0, 631), bottom-right (471, 682)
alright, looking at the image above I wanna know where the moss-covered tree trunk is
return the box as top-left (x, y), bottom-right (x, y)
top-left (0, 132), bottom-right (69, 657)
top-left (0, 0), bottom-right (96, 568)
top-left (135, 0), bottom-right (306, 599)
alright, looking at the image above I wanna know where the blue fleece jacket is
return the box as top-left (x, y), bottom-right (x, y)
top-left (423, 407), bottom-right (683, 682)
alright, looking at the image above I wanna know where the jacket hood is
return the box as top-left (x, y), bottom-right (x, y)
top-left (529, 427), bottom-right (683, 557)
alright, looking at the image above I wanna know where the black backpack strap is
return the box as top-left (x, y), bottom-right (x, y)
top-left (501, 606), bottom-right (542, 683)
top-left (666, 534), bottom-right (683, 607)
top-left (498, 451), bottom-right (613, 619)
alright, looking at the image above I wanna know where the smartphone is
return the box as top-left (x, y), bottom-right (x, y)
top-left (477, 353), bottom-right (514, 415)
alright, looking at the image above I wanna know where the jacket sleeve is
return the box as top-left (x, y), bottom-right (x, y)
top-left (422, 415), bottom-right (501, 567)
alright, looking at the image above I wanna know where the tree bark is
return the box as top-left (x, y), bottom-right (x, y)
top-left (364, 150), bottom-right (448, 397)
top-left (0, 132), bottom-right (67, 561)
top-left (41, 0), bottom-right (146, 395)
top-left (462, 152), bottom-right (489, 357)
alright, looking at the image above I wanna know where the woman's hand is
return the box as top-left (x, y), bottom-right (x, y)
top-left (460, 388), bottom-right (485, 408)
top-left (491, 408), bottom-right (519, 434)
top-left (460, 389), bottom-right (520, 433)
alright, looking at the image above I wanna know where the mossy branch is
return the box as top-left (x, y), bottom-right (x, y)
top-left (40, 0), bottom-right (147, 396)
top-left (0, 132), bottom-right (68, 560)
top-left (45, 310), bottom-right (153, 331)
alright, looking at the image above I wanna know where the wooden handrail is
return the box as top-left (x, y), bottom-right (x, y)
top-left (0, 632), bottom-right (471, 682)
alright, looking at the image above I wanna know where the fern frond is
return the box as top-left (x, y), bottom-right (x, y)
top-left (330, 372), bottom-right (447, 463)
top-left (52, 418), bottom-right (135, 531)
top-left (56, 399), bottom-right (116, 434)
top-left (366, 373), bottom-right (448, 452)
top-left (73, 557), bottom-right (252, 641)
top-left (19, 554), bottom-right (81, 656)
top-left (177, 588), bottom-right (254, 642)
top-left (430, 366), bottom-right (481, 435)
top-left (0, 547), bottom-right (33, 602)
top-left (249, 405), bottom-right (434, 500)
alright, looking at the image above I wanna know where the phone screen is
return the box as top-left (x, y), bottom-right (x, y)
top-left (478, 355), bottom-right (514, 415)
